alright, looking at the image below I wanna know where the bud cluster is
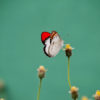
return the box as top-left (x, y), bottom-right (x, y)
top-left (70, 86), bottom-right (78, 100)
top-left (37, 66), bottom-right (46, 79)
top-left (65, 44), bottom-right (72, 57)
top-left (94, 90), bottom-right (100, 100)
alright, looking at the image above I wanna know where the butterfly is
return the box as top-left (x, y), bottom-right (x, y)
top-left (41, 31), bottom-right (64, 57)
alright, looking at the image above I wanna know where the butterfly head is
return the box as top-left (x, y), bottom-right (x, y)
top-left (50, 31), bottom-right (58, 40)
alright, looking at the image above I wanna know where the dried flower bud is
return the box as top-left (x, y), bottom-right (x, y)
top-left (37, 66), bottom-right (46, 79)
top-left (94, 90), bottom-right (100, 100)
top-left (70, 86), bottom-right (78, 100)
top-left (65, 44), bottom-right (72, 57)
top-left (81, 96), bottom-right (88, 100)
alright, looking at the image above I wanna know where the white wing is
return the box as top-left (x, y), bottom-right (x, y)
top-left (44, 38), bottom-right (51, 57)
top-left (48, 35), bottom-right (64, 57)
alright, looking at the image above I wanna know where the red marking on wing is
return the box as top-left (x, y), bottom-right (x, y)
top-left (41, 32), bottom-right (51, 43)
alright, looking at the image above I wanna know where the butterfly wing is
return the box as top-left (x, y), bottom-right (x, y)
top-left (48, 34), bottom-right (64, 57)
top-left (41, 32), bottom-right (64, 57)
top-left (43, 38), bottom-right (51, 57)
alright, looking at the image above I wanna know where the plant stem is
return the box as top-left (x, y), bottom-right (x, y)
top-left (37, 79), bottom-right (42, 100)
top-left (68, 57), bottom-right (71, 89)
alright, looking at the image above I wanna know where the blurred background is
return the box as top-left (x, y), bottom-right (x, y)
top-left (0, 0), bottom-right (100, 100)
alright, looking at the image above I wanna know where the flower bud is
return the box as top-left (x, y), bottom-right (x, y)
top-left (65, 44), bottom-right (72, 57)
top-left (37, 66), bottom-right (46, 79)
top-left (81, 96), bottom-right (88, 100)
top-left (94, 90), bottom-right (100, 100)
top-left (70, 86), bottom-right (78, 100)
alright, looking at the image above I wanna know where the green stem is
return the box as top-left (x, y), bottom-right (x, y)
top-left (68, 57), bottom-right (71, 89)
top-left (37, 79), bottom-right (42, 100)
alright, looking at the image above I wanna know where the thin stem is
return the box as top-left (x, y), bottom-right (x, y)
top-left (68, 57), bottom-right (71, 89)
top-left (37, 79), bottom-right (42, 100)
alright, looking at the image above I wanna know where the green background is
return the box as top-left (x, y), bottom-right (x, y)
top-left (0, 0), bottom-right (100, 100)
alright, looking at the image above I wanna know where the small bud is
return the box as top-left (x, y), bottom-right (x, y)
top-left (70, 86), bottom-right (78, 100)
top-left (65, 44), bottom-right (72, 57)
top-left (82, 96), bottom-right (88, 100)
top-left (94, 90), bottom-right (100, 100)
top-left (37, 66), bottom-right (46, 79)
